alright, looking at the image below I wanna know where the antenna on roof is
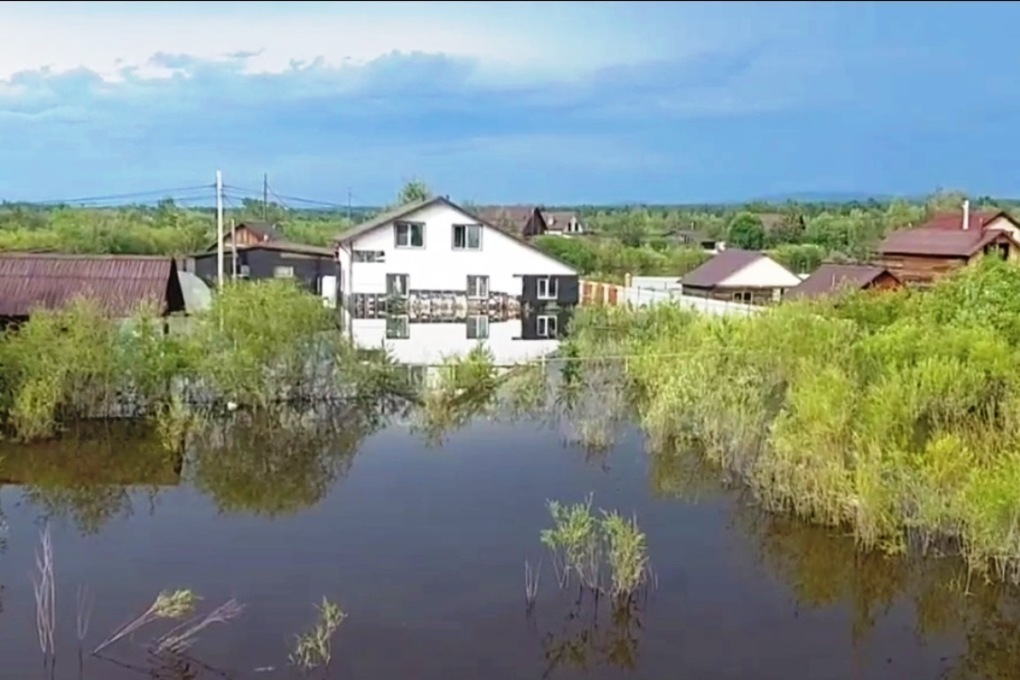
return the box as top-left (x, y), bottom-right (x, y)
top-left (962, 199), bottom-right (970, 231)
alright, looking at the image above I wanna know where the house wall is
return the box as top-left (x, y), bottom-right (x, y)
top-left (349, 317), bottom-right (560, 365)
top-left (878, 254), bottom-right (969, 285)
top-left (718, 257), bottom-right (802, 289)
top-left (984, 216), bottom-right (1019, 239)
top-left (343, 202), bottom-right (576, 299)
top-left (867, 271), bottom-right (903, 292)
top-left (193, 248), bottom-right (337, 297)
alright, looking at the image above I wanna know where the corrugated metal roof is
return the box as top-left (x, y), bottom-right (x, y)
top-left (199, 241), bottom-right (335, 258)
top-left (878, 227), bottom-right (1013, 257)
top-left (786, 264), bottom-right (895, 300)
top-left (0, 253), bottom-right (176, 317)
top-left (681, 249), bottom-right (764, 288)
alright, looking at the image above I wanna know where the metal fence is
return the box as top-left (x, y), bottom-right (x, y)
top-left (579, 280), bottom-right (761, 317)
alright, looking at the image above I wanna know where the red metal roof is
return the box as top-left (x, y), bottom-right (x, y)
top-left (923, 210), bottom-right (1014, 231)
top-left (0, 253), bottom-right (176, 317)
top-left (878, 226), bottom-right (1016, 257)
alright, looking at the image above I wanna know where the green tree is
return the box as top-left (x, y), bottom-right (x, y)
top-left (398, 180), bottom-right (432, 205)
top-left (726, 212), bottom-right (766, 250)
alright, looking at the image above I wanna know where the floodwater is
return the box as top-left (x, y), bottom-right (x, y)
top-left (0, 325), bottom-right (1018, 679)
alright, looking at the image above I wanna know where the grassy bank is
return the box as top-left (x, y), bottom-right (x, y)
top-left (565, 257), bottom-right (1020, 583)
top-left (0, 281), bottom-right (399, 441)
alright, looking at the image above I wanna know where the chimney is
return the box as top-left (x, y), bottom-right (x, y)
top-left (962, 199), bottom-right (970, 230)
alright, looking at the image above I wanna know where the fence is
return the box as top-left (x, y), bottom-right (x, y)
top-left (579, 279), bottom-right (761, 317)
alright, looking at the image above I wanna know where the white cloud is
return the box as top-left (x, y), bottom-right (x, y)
top-left (0, 1), bottom-right (665, 83)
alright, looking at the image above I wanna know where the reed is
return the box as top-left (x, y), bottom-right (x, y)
top-left (290, 597), bottom-right (346, 670)
top-left (566, 256), bottom-right (1020, 584)
top-left (31, 525), bottom-right (56, 657)
top-left (152, 598), bottom-right (244, 655)
top-left (93, 589), bottom-right (200, 654)
top-left (524, 559), bottom-right (542, 611)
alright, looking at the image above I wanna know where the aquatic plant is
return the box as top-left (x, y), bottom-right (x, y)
top-left (565, 256), bottom-right (1020, 585)
top-left (153, 598), bottom-right (244, 655)
top-left (290, 597), bottom-right (346, 670)
top-left (541, 495), bottom-right (603, 590)
top-left (601, 511), bottom-right (651, 597)
top-left (76, 584), bottom-right (94, 644)
top-left (540, 495), bottom-right (651, 598)
top-left (524, 559), bottom-right (542, 611)
top-left (93, 588), bottom-right (200, 654)
top-left (31, 524), bottom-right (56, 657)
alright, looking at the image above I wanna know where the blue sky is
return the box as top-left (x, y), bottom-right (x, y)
top-left (2, 1), bottom-right (1019, 206)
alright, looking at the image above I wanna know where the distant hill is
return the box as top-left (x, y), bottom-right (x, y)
top-left (747, 191), bottom-right (913, 204)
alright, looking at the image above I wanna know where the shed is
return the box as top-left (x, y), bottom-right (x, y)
top-left (0, 253), bottom-right (186, 326)
top-left (192, 241), bottom-right (338, 299)
top-left (786, 264), bottom-right (901, 301)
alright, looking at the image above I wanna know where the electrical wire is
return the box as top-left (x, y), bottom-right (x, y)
top-left (11, 185), bottom-right (215, 206)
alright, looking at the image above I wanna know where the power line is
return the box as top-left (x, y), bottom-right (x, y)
top-left (8, 185), bottom-right (215, 206)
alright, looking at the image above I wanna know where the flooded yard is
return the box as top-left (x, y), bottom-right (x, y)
top-left (0, 318), bottom-right (1018, 679)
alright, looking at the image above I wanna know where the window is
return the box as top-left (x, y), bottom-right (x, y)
top-left (239, 264), bottom-right (251, 278)
top-left (537, 277), bottom-right (558, 300)
top-left (466, 315), bottom-right (490, 340)
top-left (394, 221), bottom-right (424, 248)
top-left (386, 274), bottom-right (409, 297)
top-left (273, 266), bottom-right (294, 278)
top-left (732, 291), bottom-right (753, 303)
top-left (354, 250), bottom-right (385, 263)
top-left (537, 314), bottom-right (558, 338)
top-left (386, 315), bottom-right (410, 340)
top-left (453, 223), bottom-right (482, 250)
top-left (467, 275), bottom-right (489, 299)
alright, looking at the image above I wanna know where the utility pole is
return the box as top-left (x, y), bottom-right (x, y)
top-left (216, 170), bottom-right (224, 291)
top-left (262, 172), bottom-right (269, 221)
top-left (230, 217), bottom-right (238, 280)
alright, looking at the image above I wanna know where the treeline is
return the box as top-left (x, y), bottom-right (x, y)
top-left (1, 187), bottom-right (1013, 278)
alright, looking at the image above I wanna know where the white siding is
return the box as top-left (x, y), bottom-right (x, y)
top-left (345, 203), bottom-right (575, 296)
top-left (351, 318), bottom-right (559, 365)
top-left (719, 257), bottom-right (801, 288)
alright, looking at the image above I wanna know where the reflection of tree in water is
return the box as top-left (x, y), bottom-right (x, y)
top-left (0, 422), bottom-right (178, 535)
top-left (188, 400), bottom-right (395, 517)
top-left (539, 595), bottom-right (643, 678)
top-left (649, 444), bottom-right (1020, 679)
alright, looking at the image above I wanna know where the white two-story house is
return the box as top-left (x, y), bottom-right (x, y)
top-left (333, 196), bottom-right (579, 314)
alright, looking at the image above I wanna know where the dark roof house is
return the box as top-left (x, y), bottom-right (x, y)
top-left (190, 241), bottom-right (337, 297)
top-left (877, 205), bottom-right (1020, 285)
top-left (542, 210), bottom-right (585, 235)
top-left (786, 264), bottom-right (901, 301)
top-left (208, 221), bottom-right (284, 250)
top-left (474, 206), bottom-right (548, 239)
top-left (0, 254), bottom-right (186, 320)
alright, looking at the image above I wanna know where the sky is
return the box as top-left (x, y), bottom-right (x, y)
top-left (2, 1), bottom-right (1020, 206)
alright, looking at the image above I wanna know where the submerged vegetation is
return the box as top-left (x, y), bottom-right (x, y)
top-left (540, 495), bottom-right (652, 599)
top-left (290, 597), bottom-right (347, 671)
top-left (565, 256), bottom-right (1020, 585)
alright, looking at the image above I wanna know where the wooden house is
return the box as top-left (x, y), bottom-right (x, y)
top-left (191, 241), bottom-right (338, 300)
top-left (210, 221), bottom-right (284, 249)
top-left (474, 206), bottom-right (548, 239)
top-left (877, 204), bottom-right (1020, 285)
top-left (786, 264), bottom-right (901, 301)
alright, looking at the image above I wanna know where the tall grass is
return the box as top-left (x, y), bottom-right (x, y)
top-left (290, 597), bottom-right (346, 670)
top-left (566, 256), bottom-right (1020, 583)
top-left (0, 281), bottom-right (376, 442)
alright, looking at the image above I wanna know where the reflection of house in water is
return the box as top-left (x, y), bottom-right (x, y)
top-left (344, 308), bottom-right (571, 366)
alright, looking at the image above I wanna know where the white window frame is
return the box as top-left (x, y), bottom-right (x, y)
top-left (273, 265), bottom-right (295, 279)
top-left (537, 314), bottom-right (558, 338)
top-left (385, 315), bottom-right (410, 340)
top-left (452, 223), bottom-right (482, 251)
top-left (466, 315), bottom-right (490, 340)
top-left (354, 250), bottom-right (385, 263)
top-left (386, 273), bottom-right (410, 298)
top-left (537, 277), bottom-right (558, 300)
top-left (394, 221), bottom-right (424, 249)
top-left (466, 275), bottom-right (489, 300)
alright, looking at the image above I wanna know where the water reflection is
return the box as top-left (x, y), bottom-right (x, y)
top-left (4, 358), bottom-right (1020, 678)
top-left (343, 308), bottom-right (569, 365)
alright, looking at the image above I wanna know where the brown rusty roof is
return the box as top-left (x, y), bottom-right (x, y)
top-left (922, 209), bottom-right (1016, 231)
top-left (786, 264), bottom-right (896, 300)
top-left (542, 210), bottom-right (582, 232)
top-left (0, 253), bottom-right (177, 317)
top-left (878, 226), bottom-right (1017, 257)
top-left (681, 249), bottom-right (764, 288)
top-left (476, 205), bottom-right (541, 235)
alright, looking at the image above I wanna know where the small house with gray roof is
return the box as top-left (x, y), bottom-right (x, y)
top-left (680, 249), bottom-right (801, 304)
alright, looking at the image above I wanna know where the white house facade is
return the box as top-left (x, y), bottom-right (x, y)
top-left (334, 197), bottom-right (579, 312)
